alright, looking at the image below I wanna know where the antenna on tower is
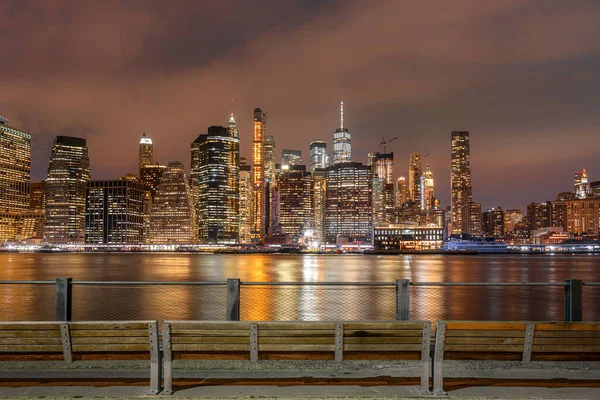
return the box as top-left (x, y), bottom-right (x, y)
top-left (340, 97), bottom-right (344, 130)
top-left (230, 99), bottom-right (234, 117)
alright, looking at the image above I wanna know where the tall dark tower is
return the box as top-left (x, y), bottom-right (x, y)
top-left (451, 131), bottom-right (472, 234)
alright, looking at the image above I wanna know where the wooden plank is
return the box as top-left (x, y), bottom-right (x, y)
top-left (71, 344), bottom-right (150, 352)
top-left (343, 352), bottom-right (420, 360)
top-left (260, 337), bottom-right (334, 345)
top-left (258, 344), bottom-right (334, 352)
top-left (444, 352), bottom-right (522, 361)
top-left (535, 330), bottom-right (600, 338)
top-left (446, 330), bottom-right (527, 338)
top-left (0, 323), bottom-right (61, 330)
top-left (171, 329), bottom-right (249, 337)
top-left (258, 323), bottom-right (335, 330)
top-left (535, 323), bottom-right (600, 331)
top-left (258, 330), bottom-right (334, 337)
top-left (69, 322), bottom-right (151, 330)
top-left (172, 337), bottom-right (250, 344)
top-left (172, 344), bottom-right (249, 352)
top-left (343, 322), bottom-right (424, 330)
top-left (0, 345), bottom-right (63, 352)
top-left (533, 338), bottom-right (600, 345)
top-left (343, 344), bottom-right (422, 352)
top-left (259, 352), bottom-right (334, 361)
top-left (445, 322), bottom-right (526, 331)
top-left (344, 337), bottom-right (422, 344)
top-left (70, 330), bottom-right (148, 338)
top-left (0, 330), bottom-right (61, 338)
top-left (170, 322), bottom-right (250, 330)
top-left (344, 329), bottom-right (423, 337)
top-left (444, 344), bottom-right (524, 352)
top-left (70, 337), bottom-right (149, 345)
top-left (445, 337), bottom-right (525, 345)
top-left (0, 338), bottom-right (62, 346)
top-left (532, 345), bottom-right (600, 353)
top-left (174, 352), bottom-right (250, 360)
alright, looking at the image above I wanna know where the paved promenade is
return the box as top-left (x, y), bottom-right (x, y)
top-left (0, 360), bottom-right (599, 399)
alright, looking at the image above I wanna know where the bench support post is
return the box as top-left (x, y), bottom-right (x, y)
top-left (432, 321), bottom-right (447, 395)
top-left (55, 278), bottom-right (72, 322)
top-left (335, 323), bottom-right (344, 362)
top-left (162, 322), bottom-right (173, 395)
top-left (564, 279), bottom-right (583, 322)
top-left (227, 278), bottom-right (240, 321)
top-left (522, 323), bottom-right (535, 363)
top-left (420, 321), bottom-right (431, 394)
top-left (60, 323), bottom-right (72, 363)
top-left (396, 279), bottom-right (410, 321)
top-left (148, 321), bottom-right (162, 395)
top-left (250, 323), bottom-right (258, 362)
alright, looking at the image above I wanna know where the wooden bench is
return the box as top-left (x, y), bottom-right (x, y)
top-left (433, 321), bottom-right (600, 394)
top-left (162, 320), bottom-right (431, 394)
top-left (0, 321), bottom-right (161, 394)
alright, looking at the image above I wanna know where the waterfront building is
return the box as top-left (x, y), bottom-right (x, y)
top-left (0, 117), bottom-right (31, 241)
top-left (325, 162), bottom-right (372, 244)
top-left (139, 132), bottom-right (153, 172)
top-left (373, 224), bottom-right (444, 251)
top-left (574, 169), bottom-right (591, 199)
top-left (149, 162), bottom-right (196, 244)
top-left (564, 198), bottom-right (600, 236)
top-left (408, 153), bottom-right (422, 205)
top-left (503, 209), bottom-right (523, 235)
top-left (451, 131), bottom-right (472, 234)
top-left (281, 149), bottom-right (302, 169)
top-left (44, 136), bottom-right (90, 244)
top-left (309, 141), bottom-right (329, 172)
top-left (460, 201), bottom-right (481, 236)
top-left (140, 164), bottom-right (168, 200)
top-left (482, 207), bottom-right (504, 238)
top-left (312, 168), bottom-right (327, 244)
top-left (239, 164), bottom-right (252, 243)
top-left (278, 165), bottom-right (313, 242)
top-left (396, 176), bottom-right (408, 208)
top-left (420, 164), bottom-right (435, 211)
top-left (332, 98), bottom-right (351, 164)
top-left (85, 179), bottom-right (145, 244)
top-left (264, 135), bottom-right (276, 185)
top-left (191, 125), bottom-right (239, 243)
top-left (527, 201), bottom-right (553, 237)
top-left (16, 210), bottom-right (45, 242)
top-left (252, 108), bottom-right (267, 241)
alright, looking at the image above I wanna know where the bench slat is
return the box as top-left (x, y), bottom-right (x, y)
top-left (533, 338), bottom-right (600, 345)
top-left (259, 344), bottom-right (334, 351)
top-left (535, 323), bottom-right (600, 331)
top-left (344, 337), bottom-right (422, 344)
top-left (0, 345), bottom-right (63, 352)
top-left (344, 323), bottom-right (424, 330)
top-left (344, 329), bottom-right (423, 337)
top-left (444, 344), bottom-right (523, 352)
top-left (258, 323), bottom-right (335, 330)
top-left (170, 322), bottom-right (250, 330)
top-left (0, 324), bottom-right (61, 331)
top-left (71, 337), bottom-right (150, 345)
top-left (172, 337), bottom-right (250, 344)
top-left (171, 330), bottom-right (249, 337)
top-left (535, 330), bottom-right (600, 338)
top-left (69, 322), bottom-right (151, 330)
top-left (446, 330), bottom-right (526, 338)
top-left (172, 344), bottom-right (249, 352)
top-left (445, 337), bottom-right (525, 345)
top-left (260, 337), bottom-right (333, 344)
top-left (532, 345), bottom-right (600, 352)
top-left (71, 344), bottom-right (150, 352)
top-left (258, 330), bottom-right (334, 337)
top-left (70, 330), bottom-right (149, 337)
top-left (445, 322), bottom-right (526, 331)
top-left (0, 330), bottom-right (61, 338)
top-left (344, 344), bottom-right (422, 351)
top-left (0, 338), bottom-right (62, 345)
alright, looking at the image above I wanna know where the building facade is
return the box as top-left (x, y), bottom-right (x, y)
top-left (44, 136), bottom-right (90, 244)
top-left (564, 198), bottom-right (600, 236)
top-left (239, 164), bottom-right (253, 244)
top-left (264, 135), bottom-right (276, 185)
top-left (460, 201), bottom-right (481, 236)
top-left (278, 165), bottom-right (313, 242)
top-left (451, 131), bottom-right (472, 234)
top-left (420, 164), bottom-right (435, 211)
top-left (139, 133), bottom-right (153, 172)
top-left (281, 149), bottom-right (302, 169)
top-left (309, 141), bottom-right (329, 172)
top-left (396, 176), bottom-right (408, 208)
top-left (408, 153), bottom-right (422, 205)
top-left (332, 98), bottom-right (351, 164)
top-left (85, 179), bottom-right (145, 244)
top-left (312, 168), bottom-right (327, 244)
top-left (373, 224), bottom-right (444, 251)
top-left (252, 108), bottom-right (267, 241)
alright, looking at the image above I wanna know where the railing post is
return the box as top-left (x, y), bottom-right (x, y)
top-left (55, 278), bottom-right (72, 321)
top-left (226, 278), bottom-right (240, 321)
top-left (396, 279), bottom-right (410, 320)
top-left (564, 279), bottom-right (583, 322)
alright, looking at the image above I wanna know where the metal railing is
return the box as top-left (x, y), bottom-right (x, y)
top-left (0, 278), bottom-right (597, 322)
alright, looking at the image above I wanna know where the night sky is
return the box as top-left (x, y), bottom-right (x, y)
top-left (2, 0), bottom-right (600, 211)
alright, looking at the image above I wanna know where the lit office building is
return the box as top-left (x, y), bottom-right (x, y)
top-left (375, 153), bottom-right (393, 184)
top-left (85, 179), bottom-right (145, 244)
top-left (264, 135), bottom-right (276, 185)
top-left (420, 164), bottom-right (435, 211)
top-left (239, 164), bottom-right (253, 243)
top-left (281, 149), bottom-right (302, 169)
top-left (252, 109), bottom-right (267, 241)
top-left (45, 136), bottom-right (90, 244)
top-left (574, 169), bottom-right (591, 199)
top-left (460, 202), bottom-right (482, 236)
top-left (408, 153), bottom-right (422, 205)
top-left (140, 164), bottom-right (167, 200)
top-left (527, 201), bottom-right (553, 236)
top-left (332, 98), bottom-right (351, 164)
top-left (0, 117), bottom-right (31, 241)
top-left (373, 224), bottom-right (444, 251)
top-left (149, 162), bottom-right (196, 244)
top-left (396, 176), bottom-right (408, 207)
top-left (17, 181), bottom-right (45, 242)
top-left (372, 176), bottom-right (386, 227)
top-left (278, 165), bottom-right (313, 241)
top-left (191, 125), bottom-right (239, 243)
top-left (451, 131), bottom-right (472, 234)
top-left (312, 168), bottom-right (327, 244)
top-left (564, 198), bottom-right (600, 236)
top-left (139, 132), bottom-right (153, 172)
top-left (30, 182), bottom-right (45, 210)
top-left (482, 207), bottom-right (504, 238)
top-left (503, 209), bottom-right (523, 235)
top-left (309, 141), bottom-right (329, 172)
top-left (325, 162), bottom-right (372, 244)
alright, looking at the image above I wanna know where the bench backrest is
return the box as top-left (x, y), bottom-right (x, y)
top-left (532, 322), bottom-right (600, 361)
top-left (0, 322), bottom-right (63, 358)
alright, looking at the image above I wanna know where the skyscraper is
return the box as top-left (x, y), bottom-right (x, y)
top-left (309, 141), bottom-right (329, 172)
top-left (0, 117), bottom-right (31, 241)
top-left (45, 136), bottom-right (90, 244)
top-left (139, 132), bottom-right (153, 172)
top-left (278, 165), bottom-right (313, 242)
top-left (396, 176), bottom-right (408, 208)
top-left (149, 161), bottom-right (196, 244)
top-left (332, 98), bottom-right (351, 164)
top-left (252, 108), bottom-right (267, 241)
top-left (408, 153), bottom-right (422, 205)
top-left (191, 125), bottom-right (239, 243)
top-left (281, 149), bottom-right (302, 169)
top-left (420, 164), bottom-right (435, 211)
top-left (451, 131), bottom-right (472, 234)
top-left (312, 168), bottom-right (327, 244)
top-left (239, 164), bottom-right (253, 244)
top-left (375, 152), bottom-right (395, 223)
top-left (264, 135), bottom-right (276, 185)
top-left (574, 169), bottom-right (591, 199)
top-left (85, 179), bottom-right (145, 244)
top-left (325, 162), bottom-right (372, 244)
top-left (461, 202), bottom-right (481, 236)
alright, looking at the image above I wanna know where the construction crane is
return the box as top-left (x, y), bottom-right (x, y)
top-left (380, 137), bottom-right (398, 153)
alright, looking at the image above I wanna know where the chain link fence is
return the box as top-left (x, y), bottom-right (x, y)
top-left (0, 283), bottom-right (55, 321)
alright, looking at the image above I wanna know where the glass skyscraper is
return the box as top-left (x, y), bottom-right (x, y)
top-left (451, 131), bottom-right (472, 234)
top-left (309, 141), bottom-right (329, 172)
top-left (332, 98), bottom-right (351, 164)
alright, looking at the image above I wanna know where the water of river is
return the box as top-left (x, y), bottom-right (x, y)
top-left (1, 253), bottom-right (598, 322)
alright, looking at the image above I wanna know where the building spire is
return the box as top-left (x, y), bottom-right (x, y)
top-left (340, 97), bottom-right (344, 130)
top-left (230, 99), bottom-right (234, 118)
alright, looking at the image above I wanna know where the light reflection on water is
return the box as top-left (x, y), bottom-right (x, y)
top-left (0, 253), bottom-right (599, 321)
